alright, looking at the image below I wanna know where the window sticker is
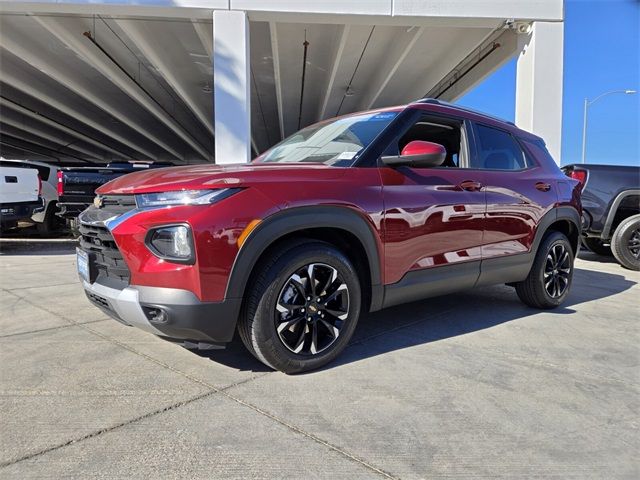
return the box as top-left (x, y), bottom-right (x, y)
top-left (370, 112), bottom-right (398, 121)
top-left (336, 152), bottom-right (357, 160)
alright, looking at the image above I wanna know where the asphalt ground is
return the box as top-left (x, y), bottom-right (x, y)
top-left (1, 240), bottom-right (638, 479)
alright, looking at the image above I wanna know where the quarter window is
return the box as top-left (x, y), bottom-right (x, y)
top-left (473, 124), bottom-right (528, 170)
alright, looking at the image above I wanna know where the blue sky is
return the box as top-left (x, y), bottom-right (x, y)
top-left (456, 0), bottom-right (639, 166)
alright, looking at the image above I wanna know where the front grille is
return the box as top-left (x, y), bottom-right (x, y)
top-left (79, 196), bottom-right (133, 287)
top-left (79, 223), bottom-right (130, 285)
top-left (99, 194), bottom-right (137, 214)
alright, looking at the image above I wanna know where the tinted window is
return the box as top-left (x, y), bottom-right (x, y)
top-left (473, 124), bottom-right (528, 170)
top-left (34, 165), bottom-right (50, 181)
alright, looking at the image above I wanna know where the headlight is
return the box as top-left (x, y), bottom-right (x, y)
top-left (136, 188), bottom-right (239, 208)
top-left (146, 225), bottom-right (194, 263)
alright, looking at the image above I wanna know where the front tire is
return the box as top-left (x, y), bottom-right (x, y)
top-left (238, 241), bottom-right (361, 374)
top-left (610, 214), bottom-right (640, 271)
top-left (515, 231), bottom-right (574, 309)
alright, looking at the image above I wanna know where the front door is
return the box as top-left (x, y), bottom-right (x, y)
top-left (378, 114), bottom-right (485, 287)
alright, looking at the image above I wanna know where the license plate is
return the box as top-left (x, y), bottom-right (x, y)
top-left (77, 248), bottom-right (89, 282)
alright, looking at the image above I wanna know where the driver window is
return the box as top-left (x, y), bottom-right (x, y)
top-left (392, 116), bottom-right (466, 168)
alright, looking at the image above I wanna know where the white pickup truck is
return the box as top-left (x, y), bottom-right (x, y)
top-left (0, 164), bottom-right (44, 231)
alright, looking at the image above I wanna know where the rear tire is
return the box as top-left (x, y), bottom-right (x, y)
top-left (238, 240), bottom-right (361, 374)
top-left (610, 214), bottom-right (640, 271)
top-left (36, 202), bottom-right (62, 236)
top-left (515, 231), bottom-right (574, 309)
top-left (581, 237), bottom-right (612, 257)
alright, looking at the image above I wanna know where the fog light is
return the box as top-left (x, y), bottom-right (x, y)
top-left (147, 225), bottom-right (194, 263)
top-left (142, 306), bottom-right (168, 324)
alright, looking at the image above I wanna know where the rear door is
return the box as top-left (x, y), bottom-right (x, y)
top-left (468, 123), bottom-right (557, 274)
top-left (0, 166), bottom-right (39, 204)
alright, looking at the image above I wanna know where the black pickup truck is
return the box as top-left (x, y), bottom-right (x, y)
top-left (57, 162), bottom-right (172, 221)
top-left (562, 164), bottom-right (639, 270)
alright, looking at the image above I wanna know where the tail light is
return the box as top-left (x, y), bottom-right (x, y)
top-left (57, 170), bottom-right (64, 196)
top-left (37, 174), bottom-right (42, 196)
top-left (568, 169), bottom-right (587, 188)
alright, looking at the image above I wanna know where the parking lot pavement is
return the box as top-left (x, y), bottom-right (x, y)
top-left (1, 242), bottom-right (638, 479)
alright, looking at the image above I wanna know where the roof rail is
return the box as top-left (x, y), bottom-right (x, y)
top-left (413, 97), bottom-right (516, 126)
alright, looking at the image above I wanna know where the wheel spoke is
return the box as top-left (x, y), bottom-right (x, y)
top-left (307, 264), bottom-right (318, 296)
top-left (276, 301), bottom-right (302, 314)
top-left (325, 308), bottom-right (348, 320)
top-left (277, 316), bottom-right (304, 333)
top-left (324, 283), bottom-right (347, 304)
top-left (559, 250), bottom-right (569, 267)
top-left (545, 256), bottom-right (554, 273)
top-left (292, 325), bottom-right (307, 353)
top-left (310, 323), bottom-right (318, 354)
top-left (320, 267), bottom-right (338, 295)
top-left (319, 319), bottom-right (340, 338)
top-left (289, 274), bottom-right (307, 298)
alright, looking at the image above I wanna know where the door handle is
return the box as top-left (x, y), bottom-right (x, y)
top-left (459, 180), bottom-right (483, 192)
top-left (535, 182), bottom-right (552, 192)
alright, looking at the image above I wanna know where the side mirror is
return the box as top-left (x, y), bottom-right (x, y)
top-left (381, 141), bottom-right (447, 168)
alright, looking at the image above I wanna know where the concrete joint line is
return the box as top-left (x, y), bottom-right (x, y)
top-left (6, 296), bottom-right (400, 478)
top-left (0, 319), bottom-right (110, 339)
top-left (217, 389), bottom-right (400, 480)
top-left (6, 281), bottom-right (84, 291)
top-left (0, 389), bottom-right (217, 468)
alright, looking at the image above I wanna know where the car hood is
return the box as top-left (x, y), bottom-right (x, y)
top-left (96, 163), bottom-right (346, 195)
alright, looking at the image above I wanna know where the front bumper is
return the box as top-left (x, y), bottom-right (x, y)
top-left (82, 279), bottom-right (241, 344)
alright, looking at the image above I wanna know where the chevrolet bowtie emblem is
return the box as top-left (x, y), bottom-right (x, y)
top-left (308, 305), bottom-right (318, 313)
top-left (93, 196), bottom-right (103, 208)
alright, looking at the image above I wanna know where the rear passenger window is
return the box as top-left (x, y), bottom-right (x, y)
top-left (472, 124), bottom-right (528, 170)
top-left (34, 165), bottom-right (50, 181)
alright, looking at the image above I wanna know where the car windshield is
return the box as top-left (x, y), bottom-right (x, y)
top-left (256, 111), bottom-right (399, 166)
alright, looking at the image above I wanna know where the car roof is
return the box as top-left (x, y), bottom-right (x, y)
top-left (328, 99), bottom-right (543, 144)
top-left (408, 98), bottom-right (542, 143)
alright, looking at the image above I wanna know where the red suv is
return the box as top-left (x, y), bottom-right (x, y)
top-left (77, 99), bottom-right (581, 373)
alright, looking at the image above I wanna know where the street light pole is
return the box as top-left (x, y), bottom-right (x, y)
top-left (581, 89), bottom-right (637, 164)
top-left (581, 97), bottom-right (588, 164)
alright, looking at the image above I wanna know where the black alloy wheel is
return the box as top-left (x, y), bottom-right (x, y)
top-left (238, 240), bottom-right (361, 374)
top-left (515, 231), bottom-right (574, 309)
top-left (275, 263), bottom-right (349, 355)
top-left (543, 243), bottom-right (572, 298)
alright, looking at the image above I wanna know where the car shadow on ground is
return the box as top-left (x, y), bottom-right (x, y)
top-left (202, 265), bottom-right (637, 373)
top-left (578, 249), bottom-right (619, 265)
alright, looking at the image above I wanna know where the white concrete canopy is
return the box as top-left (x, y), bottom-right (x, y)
top-left (0, 0), bottom-right (564, 164)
